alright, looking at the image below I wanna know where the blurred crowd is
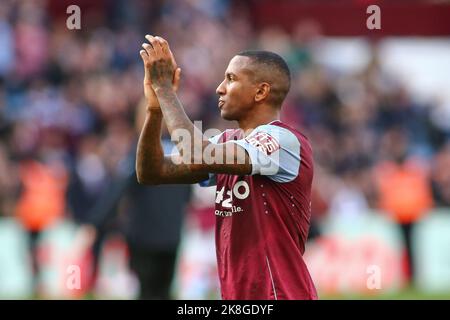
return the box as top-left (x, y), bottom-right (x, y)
top-left (1, 0), bottom-right (450, 296)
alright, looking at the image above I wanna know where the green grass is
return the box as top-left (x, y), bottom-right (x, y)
top-left (320, 288), bottom-right (450, 300)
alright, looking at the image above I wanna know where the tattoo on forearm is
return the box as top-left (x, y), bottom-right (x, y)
top-left (156, 88), bottom-right (201, 139)
top-left (150, 60), bottom-right (173, 88)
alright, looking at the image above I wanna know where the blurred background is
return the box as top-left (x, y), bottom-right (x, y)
top-left (0, 0), bottom-right (450, 299)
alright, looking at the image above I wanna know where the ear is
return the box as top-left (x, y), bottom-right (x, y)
top-left (254, 82), bottom-right (270, 103)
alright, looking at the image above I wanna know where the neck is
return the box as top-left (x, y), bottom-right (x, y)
top-left (237, 105), bottom-right (280, 135)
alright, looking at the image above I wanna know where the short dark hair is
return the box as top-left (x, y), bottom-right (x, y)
top-left (237, 50), bottom-right (291, 107)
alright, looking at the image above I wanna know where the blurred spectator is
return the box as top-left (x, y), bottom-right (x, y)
top-left (0, 0), bottom-right (448, 297)
top-left (66, 133), bottom-right (109, 291)
top-left (0, 144), bottom-right (18, 217)
top-left (122, 166), bottom-right (191, 299)
top-left (120, 103), bottom-right (192, 299)
top-left (374, 127), bottom-right (434, 285)
top-left (15, 153), bottom-right (68, 295)
top-left (431, 142), bottom-right (450, 207)
top-left (76, 103), bottom-right (192, 299)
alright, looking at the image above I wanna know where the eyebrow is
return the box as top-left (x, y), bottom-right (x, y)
top-left (225, 72), bottom-right (237, 78)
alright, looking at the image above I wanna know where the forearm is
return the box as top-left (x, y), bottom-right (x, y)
top-left (136, 108), bottom-right (165, 183)
top-left (154, 86), bottom-right (208, 162)
top-left (153, 86), bottom-right (250, 173)
top-left (139, 35), bottom-right (251, 177)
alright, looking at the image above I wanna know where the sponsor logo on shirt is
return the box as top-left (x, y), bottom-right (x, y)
top-left (245, 132), bottom-right (280, 155)
top-left (215, 181), bottom-right (250, 217)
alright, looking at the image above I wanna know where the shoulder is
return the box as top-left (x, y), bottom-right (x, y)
top-left (248, 121), bottom-right (304, 151)
top-left (208, 130), bottom-right (228, 144)
top-left (210, 129), bottom-right (243, 143)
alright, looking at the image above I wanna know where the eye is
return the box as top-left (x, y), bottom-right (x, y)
top-left (227, 74), bottom-right (234, 82)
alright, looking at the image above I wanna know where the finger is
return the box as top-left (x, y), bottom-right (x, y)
top-left (173, 67), bottom-right (181, 92)
top-left (139, 49), bottom-right (148, 62)
top-left (156, 36), bottom-right (174, 63)
top-left (145, 35), bottom-right (163, 58)
top-left (141, 43), bottom-right (155, 59)
top-left (168, 49), bottom-right (178, 69)
top-left (140, 49), bottom-right (150, 70)
top-left (153, 36), bottom-right (176, 68)
top-left (139, 50), bottom-right (151, 83)
top-left (155, 36), bottom-right (169, 54)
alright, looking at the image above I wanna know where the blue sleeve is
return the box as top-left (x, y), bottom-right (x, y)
top-left (229, 125), bottom-right (301, 183)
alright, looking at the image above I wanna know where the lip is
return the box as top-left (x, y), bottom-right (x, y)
top-left (218, 100), bottom-right (225, 108)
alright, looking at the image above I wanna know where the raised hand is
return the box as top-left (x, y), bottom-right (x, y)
top-left (139, 35), bottom-right (181, 111)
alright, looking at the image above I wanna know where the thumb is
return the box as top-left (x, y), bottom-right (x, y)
top-left (173, 67), bottom-right (181, 92)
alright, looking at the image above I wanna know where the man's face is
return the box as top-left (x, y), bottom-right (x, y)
top-left (216, 56), bottom-right (256, 121)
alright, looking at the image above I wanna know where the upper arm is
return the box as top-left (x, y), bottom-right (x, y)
top-left (227, 125), bottom-right (301, 182)
top-left (159, 143), bottom-right (252, 185)
top-left (137, 138), bottom-right (251, 185)
top-left (147, 125), bottom-right (301, 186)
top-left (192, 141), bottom-right (252, 175)
top-left (159, 144), bottom-right (252, 184)
top-left (196, 125), bottom-right (301, 185)
top-left (158, 155), bottom-right (210, 184)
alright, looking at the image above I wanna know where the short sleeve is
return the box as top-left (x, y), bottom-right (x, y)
top-left (229, 124), bottom-right (301, 183)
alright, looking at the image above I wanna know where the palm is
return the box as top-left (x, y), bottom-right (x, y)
top-left (144, 77), bottom-right (158, 103)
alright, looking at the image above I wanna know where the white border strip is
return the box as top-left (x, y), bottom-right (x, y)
top-left (265, 255), bottom-right (278, 300)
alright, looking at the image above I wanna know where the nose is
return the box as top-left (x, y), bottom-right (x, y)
top-left (216, 79), bottom-right (226, 96)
